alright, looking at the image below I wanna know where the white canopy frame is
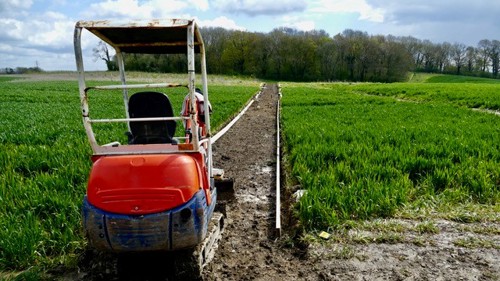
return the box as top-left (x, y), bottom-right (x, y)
top-left (73, 19), bottom-right (213, 178)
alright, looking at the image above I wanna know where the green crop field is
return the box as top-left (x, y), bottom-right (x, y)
top-left (281, 75), bottom-right (500, 230)
top-left (0, 75), bottom-right (256, 278)
top-left (351, 80), bottom-right (500, 110)
top-left (1, 73), bottom-right (499, 278)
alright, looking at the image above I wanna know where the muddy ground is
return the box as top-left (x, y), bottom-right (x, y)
top-left (51, 79), bottom-right (499, 280)
top-left (204, 84), bottom-right (499, 281)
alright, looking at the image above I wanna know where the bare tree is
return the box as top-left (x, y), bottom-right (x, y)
top-left (477, 39), bottom-right (492, 73)
top-left (490, 40), bottom-right (500, 78)
top-left (435, 42), bottom-right (451, 72)
top-left (93, 41), bottom-right (117, 71)
top-left (421, 40), bottom-right (438, 72)
top-left (400, 36), bottom-right (423, 69)
top-left (465, 46), bottom-right (477, 73)
top-left (450, 43), bottom-right (467, 75)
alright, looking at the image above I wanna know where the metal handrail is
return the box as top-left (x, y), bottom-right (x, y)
top-left (88, 116), bottom-right (187, 123)
top-left (85, 83), bottom-right (186, 92)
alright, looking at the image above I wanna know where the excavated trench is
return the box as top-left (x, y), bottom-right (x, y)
top-left (204, 83), bottom-right (307, 280)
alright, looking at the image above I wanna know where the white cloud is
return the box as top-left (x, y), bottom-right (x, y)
top-left (293, 20), bottom-right (315, 31)
top-left (0, 10), bottom-right (79, 70)
top-left (0, 0), bottom-right (213, 71)
top-left (280, 16), bottom-right (316, 31)
top-left (0, 42), bottom-right (73, 70)
top-left (0, 43), bottom-right (15, 54)
top-left (1, 0), bottom-right (498, 71)
top-left (198, 16), bottom-right (246, 31)
top-left (212, 0), bottom-right (307, 16)
top-left (365, 1), bottom-right (500, 25)
top-left (28, 20), bottom-right (74, 51)
top-left (85, 0), bottom-right (156, 19)
top-left (0, 19), bottom-right (24, 41)
top-left (190, 0), bottom-right (209, 11)
top-left (83, 0), bottom-right (209, 20)
top-left (0, 0), bottom-right (33, 14)
top-left (359, 1), bottom-right (500, 45)
top-left (309, 0), bottom-right (384, 22)
top-left (0, 13), bottom-right (74, 52)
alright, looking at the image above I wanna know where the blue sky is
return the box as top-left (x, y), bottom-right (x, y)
top-left (1, 0), bottom-right (499, 71)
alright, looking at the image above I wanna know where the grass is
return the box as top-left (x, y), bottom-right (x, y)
top-left (423, 74), bottom-right (500, 84)
top-left (398, 199), bottom-right (500, 222)
top-left (281, 77), bottom-right (500, 230)
top-left (351, 82), bottom-right (500, 110)
top-left (408, 73), bottom-right (500, 84)
top-left (415, 221), bottom-right (440, 234)
top-left (458, 224), bottom-right (500, 235)
top-left (2, 72), bottom-right (499, 274)
top-left (453, 237), bottom-right (500, 249)
top-left (0, 74), bottom-right (258, 274)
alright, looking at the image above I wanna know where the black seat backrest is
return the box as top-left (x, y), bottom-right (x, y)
top-left (128, 91), bottom-right (176, 144)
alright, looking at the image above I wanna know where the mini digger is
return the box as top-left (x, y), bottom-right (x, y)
top-left (74, 19), bottom-right (232, 277)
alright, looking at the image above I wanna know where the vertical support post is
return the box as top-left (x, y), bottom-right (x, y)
top-left (74, 26), bottom-right (86, 107)
top-left (74, 24), bottom-right (98, 151)
top-left (197, 26), bottom-right (212, 178)
top-left (187, 21), bottom-right (199, 149)
top-left (115, 51), bottom-right (130, 131)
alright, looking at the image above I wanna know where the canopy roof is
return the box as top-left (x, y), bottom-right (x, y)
top-left (76, 19), bottom-right (202, 54)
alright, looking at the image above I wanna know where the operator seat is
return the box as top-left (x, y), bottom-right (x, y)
top-left (127, 91), bottom-right (176, 144)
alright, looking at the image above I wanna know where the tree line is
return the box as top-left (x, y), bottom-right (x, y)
top-left (96, 27), bottom-right (500, 82)
top-left (1, 66), bottom-right (43, 74)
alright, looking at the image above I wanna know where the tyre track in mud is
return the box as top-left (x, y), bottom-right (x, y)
top-left (205, 84), bottom-right (307, 280)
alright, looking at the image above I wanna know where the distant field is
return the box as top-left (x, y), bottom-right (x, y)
top-left (0, 74), bottom-right (257, 276)
top-left (282, 75), bottom-right (500, 229)
top-left (423, 74), bottom-right (500, 84)
top-left (409, 73), bottom-right (500, 84)
top-left (351, 73), bottom-right (500, 110)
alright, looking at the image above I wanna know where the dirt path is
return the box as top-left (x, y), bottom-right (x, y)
top-left (205, 84), bottom-right (307, 280)
top-left (204, 84), bottom-right (500, 281)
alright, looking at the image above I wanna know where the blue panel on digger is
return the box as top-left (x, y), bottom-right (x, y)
top-left (82, 189), bottom-right (216, 252)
